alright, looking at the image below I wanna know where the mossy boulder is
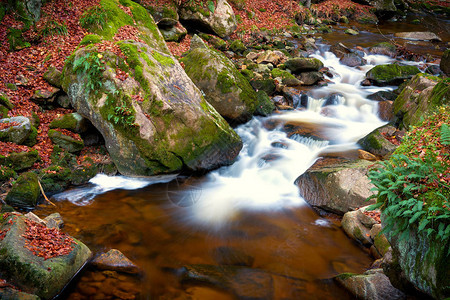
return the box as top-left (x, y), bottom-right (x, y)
top-left (250, 79), bottom-right (276, 96)
top-left (271, 68), bottom-right (301, 86)
top-left (296, 160), bottom-right (376, 215)
top-left (393, 74), bottom-right (449, 128)
top-left (38, 165), bottom-right (72, 194)
top-left (181, 36), bottom-right (258, 123)
top-left (0, 213), bottom-right (91, 299)
top-left (62, 1), bottom-right (241, 176)
top-left (0, 116), bottom-right (35, 145)
top-left (440, 49), bottom-right (449, 76)
top-left (0, 166), bottom-right (17, 182)
top-left (159, 22), bottom-right (187, 42)
top-left (357, 125), bottom-right (398, 158)
top-left (49, 112), bottom-right (89, 133)
top-left (285, 57), bottom-right (323, 74)
top-left (43, 65), bottom-right (62, 88)
top-left (366, 64), bottom-right (421, 86)
top-left (255, 91), bottom-right (275, 116)
top-left (229, 39), bottom-right (246, 54)
top-left (178, 0), bottom-right (237, 38)
top-left (48, 129), bottom-right (84, 153)
top-left (5, 172), bottom-right (40, 209)
top-left (0, 150), bottom-right (39, 171)
top-left (369, 42), bottom-right (396, 58)
top-left (0, 91), bottom-right (14, 110)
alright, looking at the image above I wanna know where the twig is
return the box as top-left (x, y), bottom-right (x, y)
top-left (37, 180), bottom-right (56, 207)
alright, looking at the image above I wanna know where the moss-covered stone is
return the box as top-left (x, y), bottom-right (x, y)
top-left (5, 172), bottom-right (40, 209)
top-left (79, 34), bottom-right (103, 46)
top-left (366, 64), bottom-right (421, 86)
top-left (440, 49), bottom-right (450, 76)
top-left (48, 129), bottom-right (84, 153)
top-left (49, 113), bottom-right (89, 133)
top-left (285, 57), bottom-right (324, 73)
top-left (0, 166), bottom-right (16, 182)
top-left (43, 65), bottom-right (62, 88)
top-left (0, 92), bottom-right (14, 110)
top-left (0, 150), bottom-right (39, 171)
top-left (7, 28), bottom-right (31, 51)
top-left (38, 165), bottom-right (72, 194)
top-left (357, 125), bottom-right (398, 158)
top-left (0, 214), bottom-right (91, 299)
top-left (255, 90), bottom-right (275, 116)
top-left (229, 39), bottom-right (246, 54)
top-left (250, 79), bottom-right (276, 95)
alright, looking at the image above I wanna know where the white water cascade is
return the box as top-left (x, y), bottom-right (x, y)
top-left (53, 49), bottom-right (394, 225)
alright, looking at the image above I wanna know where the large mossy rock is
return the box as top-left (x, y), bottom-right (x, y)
top-left (0, 149), bottom-right (39, 171)
top-left (296, 160), bottom-right (376, 215)
top-left (62, 0), bottom-right (241, 176)
top-left (181, 36), bottom-right (259, 123)
top-left (178, 0), bottom-right (237, 38)
top-left (365, 64), bottom-right (420, 86)
top-left (49, 112), bottom-right (89, 133)
top-left (5, 172), bottom-right (40, 209)
top-left (357, 125), bottom-right (398, 158)
top-left (48, 129), bottom-right (84, 153)
top-left (384, 225), bottom-right (449, 299)
top-left (0, 213), bottom-right (91, 299)
top-left (441, 49), bottom-right (449, 76)
top-left (284, 57), bottom-right (324, 74)
top-left (393, 73), bottom-right (449, 128)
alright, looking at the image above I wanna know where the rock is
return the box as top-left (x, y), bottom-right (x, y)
top-left (425, 64), bottom-right (441, 76)
top-left (56, 94), bottom-right (71, 108)
top-left (24, 212), bottom-right (46, 226)
top-left (148, 4), bottom-right (178, 26)
top-left (0, 116), bottom-right (34, 145)
top-left (159, 22), bottom-right (187, 42)
top-left (369, 42), bottom-right (396, 58)
top-left (250, 79), bottom-right (276, 95)
top-left (370, 224), bottom-right (390, 257)
top-left (358, 149), bottom-right (377, 161)
top-left (256, 50), bottom-right (287, 65)
top-left (394, 31), bottom-right (442, 42)
top-left (44, 212), bottom-right (64, 229)
top-left (43, 65), bottom-right (62, 88)
top-left (255, 91), bottom-right (275, 116)
top-left (393, 73), bottom-right (449, 128)
top-left (440, 49), bottom-right (449, 76)
top-left (356, 0), bottom-right (397, 14)
top-left (354, 10), bottom-right (378, 24)
top-left (62, 2), bottom-right (242, 176)
top-left (365, 64), bottom-right (420, 86)
top-left (341, 208), bottom-right (377, 246)
top-left (345, 28), bottom-right (359, 35)
top-left (329, 42), bottom-right (352, 58)
top-left (91, 249), bottom-right (140, 274)
top-left (0, 149), bottom-right (39, 171)
top-left (335, 269), bottom-right (406, 300)
top-left (31, 87), bottom-right (60, 103)
top-left (296, 160), bottom-right (376, 215)
top-left (181, 37), bottom-right (258, 123)
top-left (357, 125), bottom-right (398, 158)
top-left (340, 53), bottom-right (365, 67)
top-left (212, 247), bottom-right (254, 267)
top-left (298, 71), bottom-right (323, 85)
top-left (377, 100), bottom-right (394, 122)
top-left (271, 68), bottom-right (301, 86)
top-left (0, 92), bottom-right (14, 118)
top-left (384, 225), bottom-right (450, 299)
top-left (0, 287), bottom-right (40, 300)
top-left (229, 39), bottom-right (246, 54)
top-left (48, 129), bottom-right (84, 153)
top-left (367, 90), bottom-right (397, 102)
top-left (178, 0), bottom-right (237, 38)
top-left (49, 112), bottom-right (90, 133)
top-left (5, 172), bottom-right (40, 209)
top-left (285, 57), bottom-right (324, 73)
top-left (0, 213), bottom-right (91, 299)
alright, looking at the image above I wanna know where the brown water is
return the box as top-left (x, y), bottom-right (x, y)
top-left (36, 181), bottom-right (373, 299)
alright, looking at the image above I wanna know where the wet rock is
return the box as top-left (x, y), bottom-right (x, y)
top-left (340, 53), bottom-right (365, 67)
top-left (212, 247), bottom-right (254, 267)
top-left (49, 112), bottom-right (90, 133)
top-left (48, 129), bottom-right (84, 153)
top-left (0, 149), bottom-right (39, 171)
top-left (296, 160), bottom-right (376, 215)
top-left (0, 287), bottom-right (40, 300)
top-left (324, 93), bottom-right (344, 106)
top-left (272, 95), bottom-right (290, 108)
top-left (44, 212), bottom-right (64, 229)
top-left (358, 149), bottom-right (377, 161)
top-left (393, 73), bottom-right (449, 128)
top-left (0, 116), bottom-right (34, 145)
top-left (285, 57), bottom-right (324, 73)
top-left (159, 22), bottom-right (187, 42)
top-left (250, 79), bottom-right (277, 95)
top-left (367, 90), bottom-right (397, 102)
top-left (92, 249), bottom-right (140, 274)
top-left (369, 42), bottom-right (396, 58)
top-left (0, 213), bottom-right (91, 299)
top-left (298, 71), bottom-right (323, 85)
top-left (341, 208), bottom-right (377, 246)
top-left (377, 100), bottom-right (394, 122)
top-left (357, 125), bottom-right (398, 158)
top-left (365, 64), bottom-right (420, 86)
top-left (344, 28), bottom-right (359, 35)
top-left (5, 172), bottom-right (40, 209)
top-left (394, 31), bottom-right (442, 42)
top-left (255, 90), bottom-right (275, 116)
top-left (43, 65), bottom-right (62, 88)
top-left (335, 269), bottom-right (406, 300)
top-left (179, 0), bottom-right (237, 38)
top-left (440, 49), bottom-right (450, 76)
top-left (329, 42), bottom-right (352, 58)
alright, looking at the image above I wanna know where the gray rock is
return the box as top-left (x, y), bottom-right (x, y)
top-left (160, 22), bottom-right (187, 42)
top-left (340, 53), bottom-right (365, 67)
top-left (0, 116), bottom-right (32, 144)
top-left (342, 208), bottom-right (377, 246)
top-left (44, 212), bottom-right (64, 229)
top-left (394, 31), bottom-right (442, 42)
top-left (357, 125), bottom-right (398, 158)
top-left (329, 42), bottom-right (352, 58)
top-left (369, 42), bottom-right (396, 58)
top-left (298, 71), bottom-right (323, 85)
top-left (296, 160), bottom-right (376, 215)
top-left (48, 129), bottom-right (84, 153)
top-left (91, 249), bottom-right (140, 274)
top-left (56, 94), bottom-right (71, 108)
top-left (43, 65), bottom-right (62, 88)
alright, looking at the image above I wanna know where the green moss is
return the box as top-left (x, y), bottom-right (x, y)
top-left (0, 166), bottom-right (16, 182)
top-left (118, 42), bottom-right (151, 95)
top-left (229, 40), bottom-right (246, 54)
top-left (151, 51), bottom-right (174, 66)
top-left (23, 126), bottom-right (37, 147)
top-left (5, 172), bottom-right (40, 209)
top-left (50, 114), bottom-right (77, 130)
top-left (336, 273), bottom-right (357, 280)
top-left (79, 34), bottom-right (103, 46)
top-left (366, 64), bottom-right (420, 85)
top-left (240, 69), bottom-right (254, 81)
top-left (216, 70), bottom-right (234, 94)
top-left (255, 90), bottom-right (275, 116)
top-left (38, 165), bottom-right (72, 193)
top-left (0, 93), bottom-right (13, 110)
top-left (0, 150), bottom-right (39, 171)
top-left (7, 28), bottom-right (30, 51)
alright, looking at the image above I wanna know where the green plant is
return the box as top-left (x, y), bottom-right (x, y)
top-left (40, 20), bottom-right (68, 37)
top-left (79, 6), bottom-right (107, 30)
top-left (72, 51), bottom-right (105, 95)
top-left (207, 0), bottom-right (215, 13)
top-left (107, 103), bottom-right (137, 127)
top-left (441, 123), bottom-right (450, 145)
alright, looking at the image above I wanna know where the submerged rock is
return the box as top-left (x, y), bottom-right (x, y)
top-left (91, 249), bottom-right (140, 274)
top-left (0, 213), bottom-right (91, 299)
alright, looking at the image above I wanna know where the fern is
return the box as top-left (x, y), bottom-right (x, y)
top-left (73, 51), bottom-right (105, 95)
top-left (441, 123), bottom-right (450, 145)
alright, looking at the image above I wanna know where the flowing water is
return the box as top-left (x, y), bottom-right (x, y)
top-left (35, 44), bottom-right (423, 299)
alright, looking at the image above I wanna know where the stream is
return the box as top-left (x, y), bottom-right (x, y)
top-left (34, 24), bottom-right (439, 299)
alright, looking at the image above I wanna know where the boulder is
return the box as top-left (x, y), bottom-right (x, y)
top-left (394, 31), bottom-right (442, 42)
top-left (181, 36), bottom-right (258, 123)
top-left (255, 91), bottom-right (275, 116)
top-left (285, 57), bottom-right (324, 73)
top-left (0, 213), bottom-right (91, 299)
top-left (178, 0), bottom-right (237, 38)
top-left (159, 22), bottom-right (187, 42)
top-left (91, 249), bottom-right (140, 274)
top-left (341, 208), bottom-right (378, 246)
top-left (367, 90), bottom-right (397, 102)
top-left (43, 65), bottom-right (62, 88)
top-left (377, 100), bottom-right (394, 122)
top-left (335, 269), bottom-right (406, 300)
top-left (365, 64), bottom-right (420, 86)
top-left (296, 160), bottom-right (376, 215)
top-left (49, 112), bottom-right (90, 133)
top-left (440, 49), bottom-right (449, 76)
top-left (340, 53), bottom-right (365, 67)
top-left (357, 125), bottom-right (398, 158)
top-left (147, 4), bottom-right (178, 26)
top-left (5, 172), bottom-right (40, 209)
top-left (0, 149), bottom-right (39, 171)
top-left (0, 116), bottom-right (34, 145)
top-left (370, 224), bottom-right (391, 257)
top-left (329, 42), bottom-right (352, 58)
top-left (250, 79), bottom-right (277, 95)
top-left (62, 1), bottom-right (242, 176)
top-left (31, 87), bottom-right (60, 103)
top-left (393, 73), bottom-right (449, 128)
top-left (299, 71), bottom-right (324, 85)
top-left (48, 129), bottom-right (84, 153)
top-left (369, 42), bottom-right (396, 58)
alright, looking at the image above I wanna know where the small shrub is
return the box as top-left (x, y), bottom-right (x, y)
top-left (72, 51), bottom-right (105, 95)
top-left (79, 6), bottom-right (107, 30)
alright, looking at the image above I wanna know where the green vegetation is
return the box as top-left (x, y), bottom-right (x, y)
top-left (40, 20), bottom-right (68, 37)
top-left (368, 106), bottom-right (450, 254)
top-left (72, 51), bottom-right (105, 95)
top-left (79, 34), bottom-right (103, 46)
top-left (107, 103), bottom-right (137, 128)
top-left (79, 6), bottom-right (108, 30)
